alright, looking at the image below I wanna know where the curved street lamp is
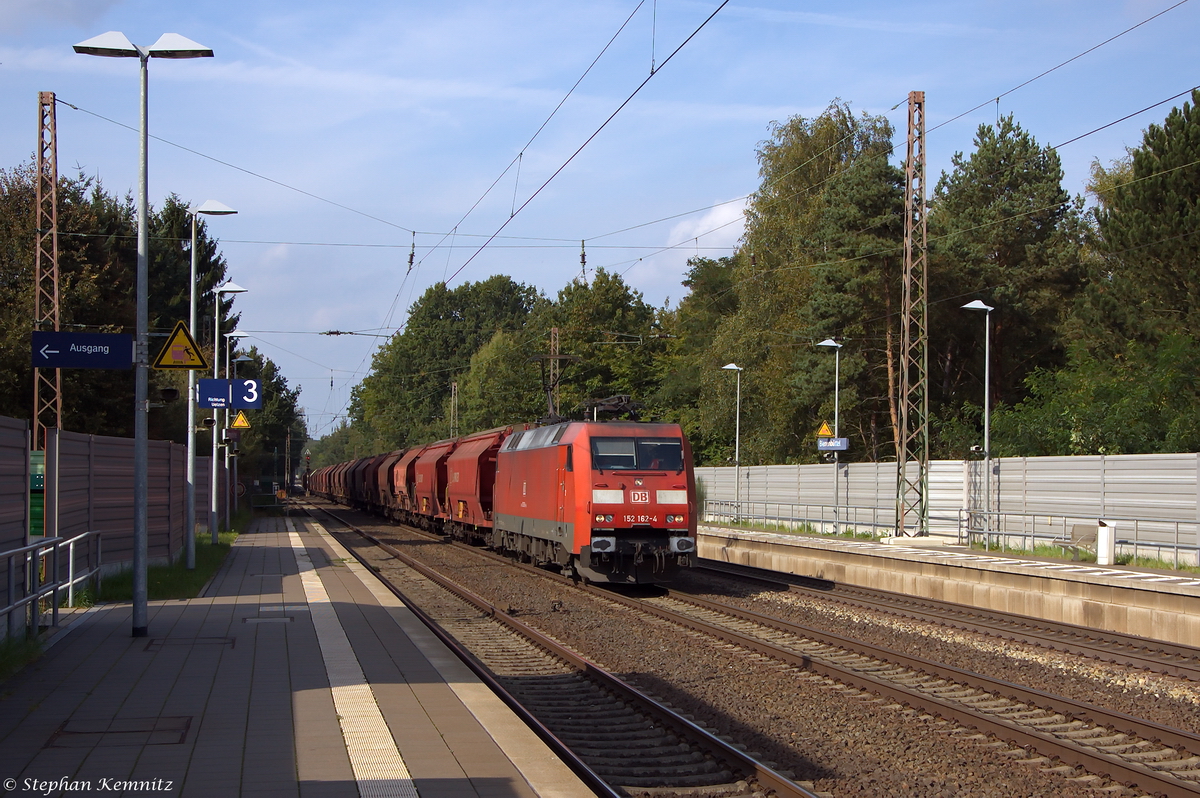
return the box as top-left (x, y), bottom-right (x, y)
top-left (963, 300), bottom-right (994, 537)
top-left (722, 363), bottom-right (742, 521)
top-left (817, 339), bottom-right (843, 531)
top-left (210, 282), bottom-right (247, 541)
top-left (75, 30), bottom-right (214, 638)
top-left (186, 201), bottom-right (236, 571)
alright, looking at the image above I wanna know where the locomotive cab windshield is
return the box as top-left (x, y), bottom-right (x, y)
top-left (591, 437), bottom-right (684, 472)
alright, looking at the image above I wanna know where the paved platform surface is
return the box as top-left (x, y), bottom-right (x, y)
top-left (0, 516), bottom-right (592, 798)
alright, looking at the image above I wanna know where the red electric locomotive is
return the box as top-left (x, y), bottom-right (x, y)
top-left (308, 419), bottom-right (697, 584)
top-left (490, 420), bottom-right (695, 582)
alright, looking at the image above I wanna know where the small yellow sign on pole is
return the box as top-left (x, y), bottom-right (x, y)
top-left (152, 321), bottom-right (208, 370)
top-left (231, 410), bottom-right (252, 429)
top-left (816, 421), bottom-right (834, 438)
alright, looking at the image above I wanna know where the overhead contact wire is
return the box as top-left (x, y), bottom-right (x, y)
top-left (446, 0), bottom-right (731, 285)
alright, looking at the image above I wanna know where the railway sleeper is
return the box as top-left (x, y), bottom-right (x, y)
top-left (581, 751), bottom-right (711, 768)
top-left (613, 772), bottom-right (736, 789)
top-left (535, 708), bottom-right (645, 722)
top-left (556, 728), bottom-right (675, 743)
top-left (551, 719), bottom-right (659, 733)
top-left (1146, 756), bottom-right (1200, 772)
top-left (568, 743), bottom-right (692, 758)
top-left (1121, 747), bottom-right (1189, 763)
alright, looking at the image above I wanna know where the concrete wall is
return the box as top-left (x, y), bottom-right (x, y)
top-left (699, 526), bottom-right (1200, 647)
top-left (0, 417), bottom-right (29, 638)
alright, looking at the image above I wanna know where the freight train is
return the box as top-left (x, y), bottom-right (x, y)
top-left (308, 419), bottom-right (698, 583)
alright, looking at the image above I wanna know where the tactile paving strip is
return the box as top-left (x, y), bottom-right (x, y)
top-left (288, 524), bottom-right (420, 798)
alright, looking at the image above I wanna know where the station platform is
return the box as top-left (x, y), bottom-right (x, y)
top-left (698, 524), bottom-right (1200, 648)
top-left (0, 516), bottom-right (593, 798)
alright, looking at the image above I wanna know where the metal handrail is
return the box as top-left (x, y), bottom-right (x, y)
top-left (2, 531), bottom-right (103, 638)
top-left (958, 509), bottom-right (1200, 566)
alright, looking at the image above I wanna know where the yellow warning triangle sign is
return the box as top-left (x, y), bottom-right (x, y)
top-left (151, 321), bottom-right (208, 370)
top-left (231, 410), bottom-right (251, 429)
top-left (816, 421), bottom-right (834, 438)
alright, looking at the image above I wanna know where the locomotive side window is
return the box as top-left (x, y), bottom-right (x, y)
top-left (590, 437), bottom-right (683, 471)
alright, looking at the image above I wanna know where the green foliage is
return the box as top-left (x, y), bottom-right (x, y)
top-left (0, 634), bottom-right (42, 682)
top-left (227, 346), bottom-right (306, 484)
top-left (312, 94), bottom-right (1200, 465)
top-left (542, 267), bottom-right (663, 416)
top-left (700, 101), bottom-right (904, 464)
top-left (992, 91), bottom-right (1200, 456)
top-left (928, 115), bottom-right (1085, 456)
top-left (351, 275), bottom-right (541, 448)
top-left (991, 335), bottom-right (1200, 455)
top-left (0, 169), bottom-right (238, 443)
top-left (98, 529), bottom-right (239, 602)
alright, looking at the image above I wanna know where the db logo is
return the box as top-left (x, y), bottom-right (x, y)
top-left (630, 490), bottom-right (650, 504)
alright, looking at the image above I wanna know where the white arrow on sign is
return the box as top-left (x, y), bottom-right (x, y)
top-left (39, 344), bottom-right (59, 359)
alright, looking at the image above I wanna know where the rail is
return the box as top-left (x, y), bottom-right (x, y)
top-left (2, 531), bottom-right (103, 639)
top-left (959, 509), bottom-right (1200, 566)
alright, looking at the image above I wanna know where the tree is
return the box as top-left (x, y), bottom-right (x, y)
top-left (695, 101), bottom-right (904, 464)
top-left (1092, 88), bottom-right (1200, 342)
top-left (541, 268), bottom-right (662, 417)
top-left (652, 256), bottom-right (739, 462)
top-left (353, 276), bottom-right (540, 447)
top-left (928, 115), bottom-right (1085, 456)
top-left (227, 346), bottom-right (306, 484)
top-left (991, 92), bottom-right (1200, 456)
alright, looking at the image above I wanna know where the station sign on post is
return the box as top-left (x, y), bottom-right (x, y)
top-left (816, 420), bottom-right (848, 451)
top-left (231, 378), bottom-right (262, 409)
top-left (197, 378), bottom-right (261, 409)
top-left (32, 331), bottom-right (133, 369)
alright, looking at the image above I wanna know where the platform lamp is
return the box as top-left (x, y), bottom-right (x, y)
top-left (186, 201), bottom-right (236, 571)
top-left (962, 300), bottom-right (994, 538)
top-left (817, 339), bottom-right (842, 532)
top-left (74, 31), bottom-right (214, 638)
top-left (224, 332), bottom-right (251, 530)
top-left (722, 363), bottom-right (742, 522)
top-left (211, 282), bottom-right (247, 541)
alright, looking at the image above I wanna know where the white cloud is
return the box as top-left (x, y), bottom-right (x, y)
top-left (667, 197), bottom-right (748, 253)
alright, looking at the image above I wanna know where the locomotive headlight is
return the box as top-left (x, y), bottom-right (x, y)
top-left (594, 514), bottom-right (613, 523)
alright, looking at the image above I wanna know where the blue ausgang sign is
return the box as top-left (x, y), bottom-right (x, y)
top-left (32, 331), bottom-right (133, 369)
top-left (198, 379), bottom-right (231, 409)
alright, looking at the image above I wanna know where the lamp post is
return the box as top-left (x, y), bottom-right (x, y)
top-left (211, 282), bottom-right (247, 541)
top-left (817, 339), bottom-right (842, 531)
top-left (963, 300), bottom-right (994, 537)
top-left (722, 363), bottom-right (742, 522)
top-left (224, 332), bottom-right (250, 531)
top-left (75, 31), bottom-right (213, 638)
top-left (186, 201), bottom-right (236, 571)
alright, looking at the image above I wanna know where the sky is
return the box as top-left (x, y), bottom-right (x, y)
top-left (1, 0), bottom-right (1196, 441)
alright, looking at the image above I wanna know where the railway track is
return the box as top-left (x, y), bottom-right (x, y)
top-left (303, 499), bottom-right (1200, 796)
top-left (600, 586), bottom-right (1200, 798)
top-left (696, 560), bottom-right (1200, 682)
top-left (297, 503), bottom-right (823, 798)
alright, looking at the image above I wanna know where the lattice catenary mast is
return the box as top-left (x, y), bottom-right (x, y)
top-left (896, 90), bottom-right (930, 536)
top-left (33, 91), bottom-right (61, 451)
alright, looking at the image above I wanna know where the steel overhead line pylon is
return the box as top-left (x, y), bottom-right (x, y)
top-left (34, 91), bottom-right (61, 452)
top-left (896, 90), bottom-right (929, 537)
